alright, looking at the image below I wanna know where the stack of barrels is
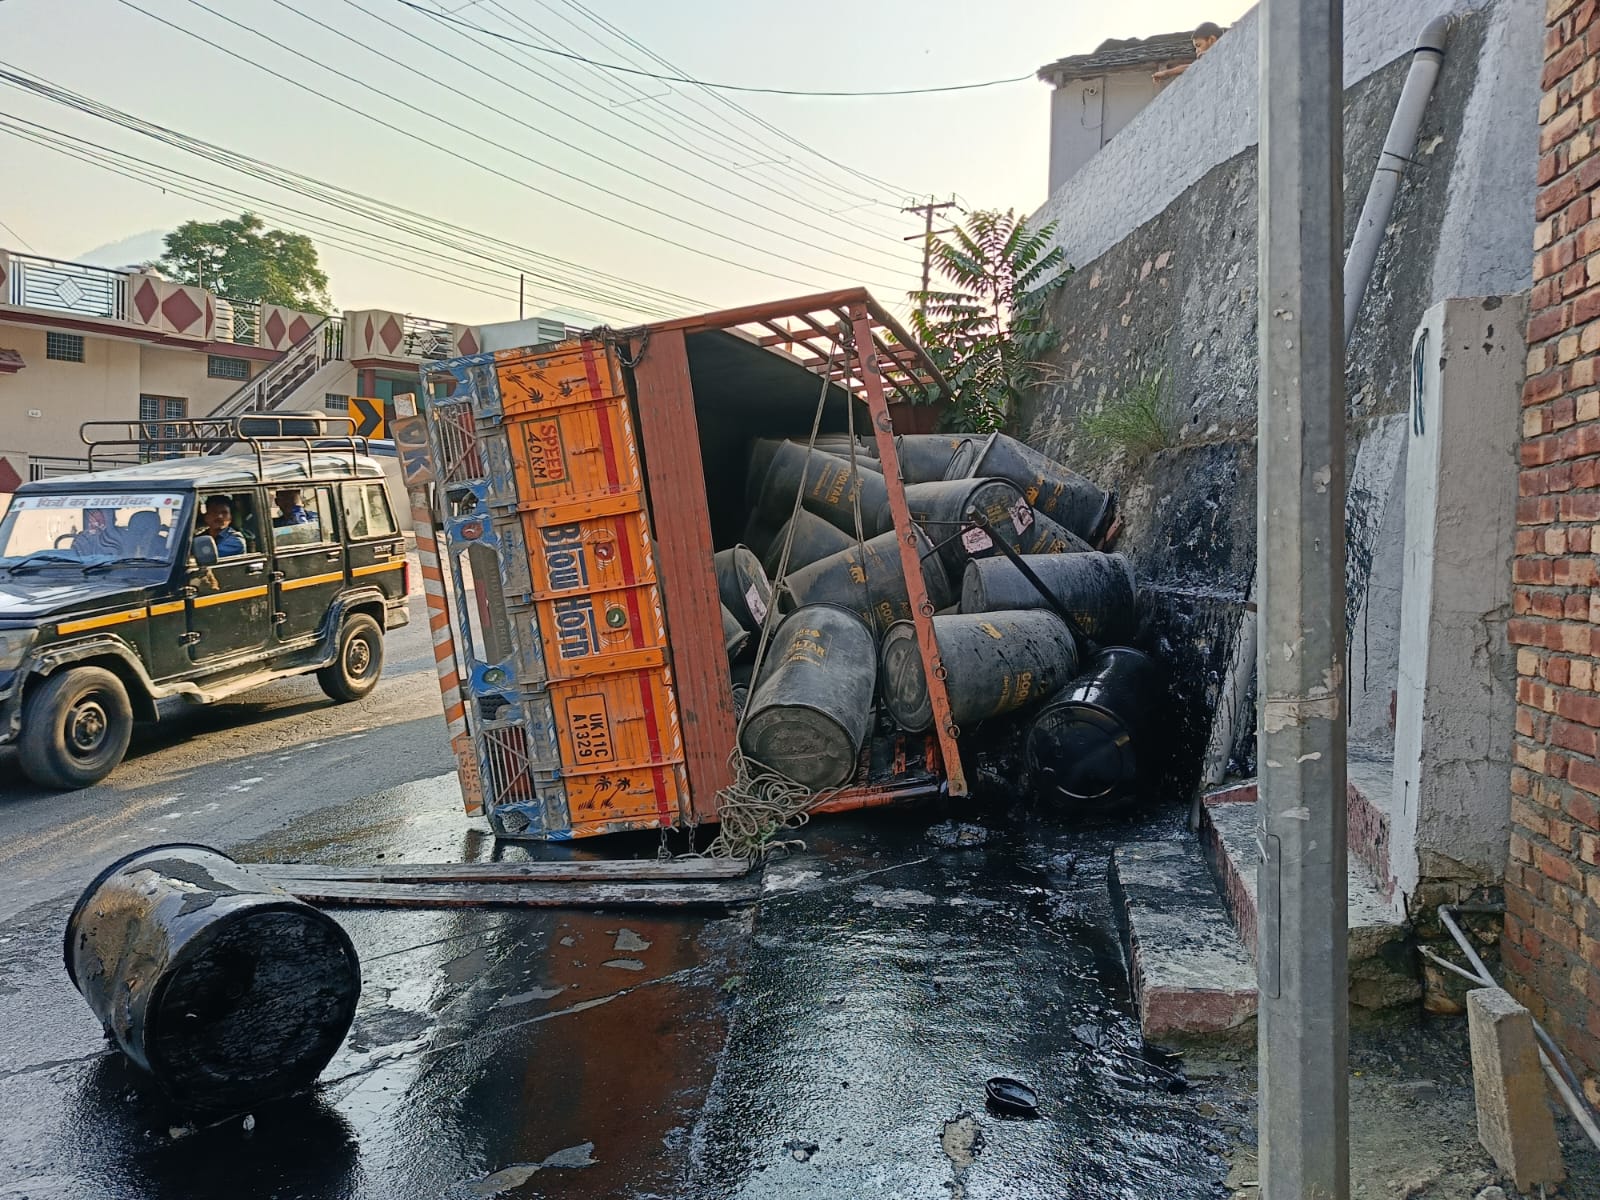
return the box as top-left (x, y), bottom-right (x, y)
top-left (720, 432), bottom-right (1165, 809)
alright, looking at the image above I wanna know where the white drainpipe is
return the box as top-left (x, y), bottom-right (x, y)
top-left (1343, 16), bottom-right (1452, 345)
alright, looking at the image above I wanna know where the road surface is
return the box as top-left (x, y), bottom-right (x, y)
top-left (0, 587), bottom-right (454, 924)
top-left (0, 587), bottom-right (1236, 1199)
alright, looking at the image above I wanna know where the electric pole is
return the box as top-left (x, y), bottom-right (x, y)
top-left (902, 196), bottom-right (958, 311)
top-left (1257, 0), bottom-right (1349, 1196)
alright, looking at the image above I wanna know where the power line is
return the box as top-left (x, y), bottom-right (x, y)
top-left (0, 70), bottom-right (694, 315)
top-left (309, 0), bottom-right (916, 272)
top-left (499, 0), bottom-right (911, 234)
top-left (0, 116), bottom-right (650, 320)
top-left (112, 0), bottom-right (893, 293)
top-left (552, 0), bottom-right (917, 200)
top-left (0, 213), bottom-right (35, 251)
top-left (396, 0), bottom-right (1033, 96)
top-left (365, 0), bottom-right (917, 258)
top-left (0, 121), bottom-right (526, 311)
top-left (0, 67), bottom-right (706, 316)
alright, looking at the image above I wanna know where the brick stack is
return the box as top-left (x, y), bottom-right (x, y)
top-left (1507, 0), bottom-right (1600, 1087)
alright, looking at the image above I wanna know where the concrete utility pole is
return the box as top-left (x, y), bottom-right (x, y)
top-left (902, 196), bottom-right (958, 307)
top-left (1256, 0), bottom-right (1349, 1196)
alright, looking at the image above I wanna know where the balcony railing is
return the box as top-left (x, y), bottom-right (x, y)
top-left (214, 297), bottom-right (262, 346)
top-left (402, 314), bottom-right (455, 360)
top-left (6, 252), bottom-right (126, 320)
top-left (324, 314), bottom-right (345, 362)
top-left (29, 454), bottom-right (139, 481)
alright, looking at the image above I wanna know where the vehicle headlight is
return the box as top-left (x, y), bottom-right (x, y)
top-left (0, 629), bottom-right (36, 672)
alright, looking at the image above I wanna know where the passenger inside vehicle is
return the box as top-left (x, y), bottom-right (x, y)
top-left (121, 510), bottom-right (167, 558)
top-left (273, 489), bottom-right (318, 528)
top-left (198, 495), bottom-right (247, 558)
top-left (73, 509), bottom-right (120, 557)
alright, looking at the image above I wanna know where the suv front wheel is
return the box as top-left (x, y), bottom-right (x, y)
top-left (318, 613), bottom-right (384, 703)
top-left (18, 667), bottom-right (135, 790)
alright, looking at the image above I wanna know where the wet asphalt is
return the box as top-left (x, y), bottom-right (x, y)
top-left (0, 582), bottom-right (1235, 1199)
top-left (0, 775), bottom-right (1237, 1200)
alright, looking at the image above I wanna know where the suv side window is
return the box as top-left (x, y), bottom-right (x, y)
top-left (271, 484), bottom-right (336, 550)
top-left (342, 482), bottom-right (398, 540)
top-left (198, 490), bottom-right (265, 556)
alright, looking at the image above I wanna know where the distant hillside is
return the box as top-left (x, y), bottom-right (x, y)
top-left (71, 231), bottom-right (166, 270)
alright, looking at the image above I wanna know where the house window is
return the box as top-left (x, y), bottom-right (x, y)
top-left (208, 354), bottom-right (251, 381)
top-left (45, 332), bottom-right (84, 362)
top-left (138, 395), bottom-right (188, 461)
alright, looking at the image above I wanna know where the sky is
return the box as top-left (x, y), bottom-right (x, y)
top-left (0, 0), bottom-right (1254, 327)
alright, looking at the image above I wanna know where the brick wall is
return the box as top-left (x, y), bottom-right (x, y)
top-left (1506, 0), bottom-right (1600, 1087)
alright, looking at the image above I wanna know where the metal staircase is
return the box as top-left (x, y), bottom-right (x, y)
top-left (209, 316), bottom-right (342, 422)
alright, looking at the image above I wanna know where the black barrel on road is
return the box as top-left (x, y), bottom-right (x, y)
top-left (960, 552), bottom-right (1138, 644)
top-left (879, 611), bottom-right (1078, 733)
top-left (65, 844), bottom-right (361, 1111)
top-left (715, 546), bottom-right (775, 634)
top-left (761, 508), bottom-right (855, 579)
top-left (740, 604), bottom-right (876, 789)
top-left (1026, 647), bottom-right (1165, 806)
top-left (947, 433), bottom-right (1116, 545)
top-left (783, 527), bottom-right (954, 633)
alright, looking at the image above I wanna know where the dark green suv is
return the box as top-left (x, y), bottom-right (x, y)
top-left (0, 420), bottom-right (409, 789)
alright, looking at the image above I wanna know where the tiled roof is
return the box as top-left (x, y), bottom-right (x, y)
top-left (0, 348), bottom-right (24, 372)
top-left (1037, 30), bottom-right (1204, 83)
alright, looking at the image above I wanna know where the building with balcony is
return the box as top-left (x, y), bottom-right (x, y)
top-left (0, 246), bottom-right (486, 492)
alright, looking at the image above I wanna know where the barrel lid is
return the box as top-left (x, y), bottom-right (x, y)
top-left (878, 621), bottom-right (932, 732)
top-left (1028, 701), bottom-right (1135, 802)
top-left (943, 431), bottom-right (999, 481)
top-left (741, 704), bottom-right (859, 789)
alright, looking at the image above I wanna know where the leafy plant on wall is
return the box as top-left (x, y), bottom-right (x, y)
top-left (909, 209), bottom-right (1070, 433)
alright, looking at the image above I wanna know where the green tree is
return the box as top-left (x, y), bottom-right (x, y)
top-left (157, 213), bottom-right (331, 312)
top-left (909, 209), bottom-right (1069, 432)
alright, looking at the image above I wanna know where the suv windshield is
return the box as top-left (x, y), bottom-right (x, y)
top-left (0, 491), bottom-right (188, 571)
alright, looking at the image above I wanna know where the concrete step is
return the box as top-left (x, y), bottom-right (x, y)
top-left (1200, 795), bottom-right (1420, 1011)
top-left (1344, 752), bottom-right (1398, 904)
top-left (1204, 757), bottom-right (1400, 906)
top-left (1109, 841), bottom-right (1258, 1041)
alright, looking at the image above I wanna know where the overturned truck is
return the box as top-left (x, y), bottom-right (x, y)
top-left (403, 289), bottom-right (1159, 840)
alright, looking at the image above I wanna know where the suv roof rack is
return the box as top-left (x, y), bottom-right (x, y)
top-left (81, 414), bottom-right (370, 476)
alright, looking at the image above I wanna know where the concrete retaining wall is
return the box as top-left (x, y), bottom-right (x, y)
top-left (1018, 0), bottom-right (1539, 868)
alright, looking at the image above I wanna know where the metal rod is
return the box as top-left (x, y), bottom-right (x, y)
top-left (849, 303), bottom-right (966, 797)
top-left (1418, 945), bottom-right (1484, 986)
top-left (1437, 904), bottom-right (1600, 1149)
top-left (1257, 0), bottom-right (1349, 1194)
